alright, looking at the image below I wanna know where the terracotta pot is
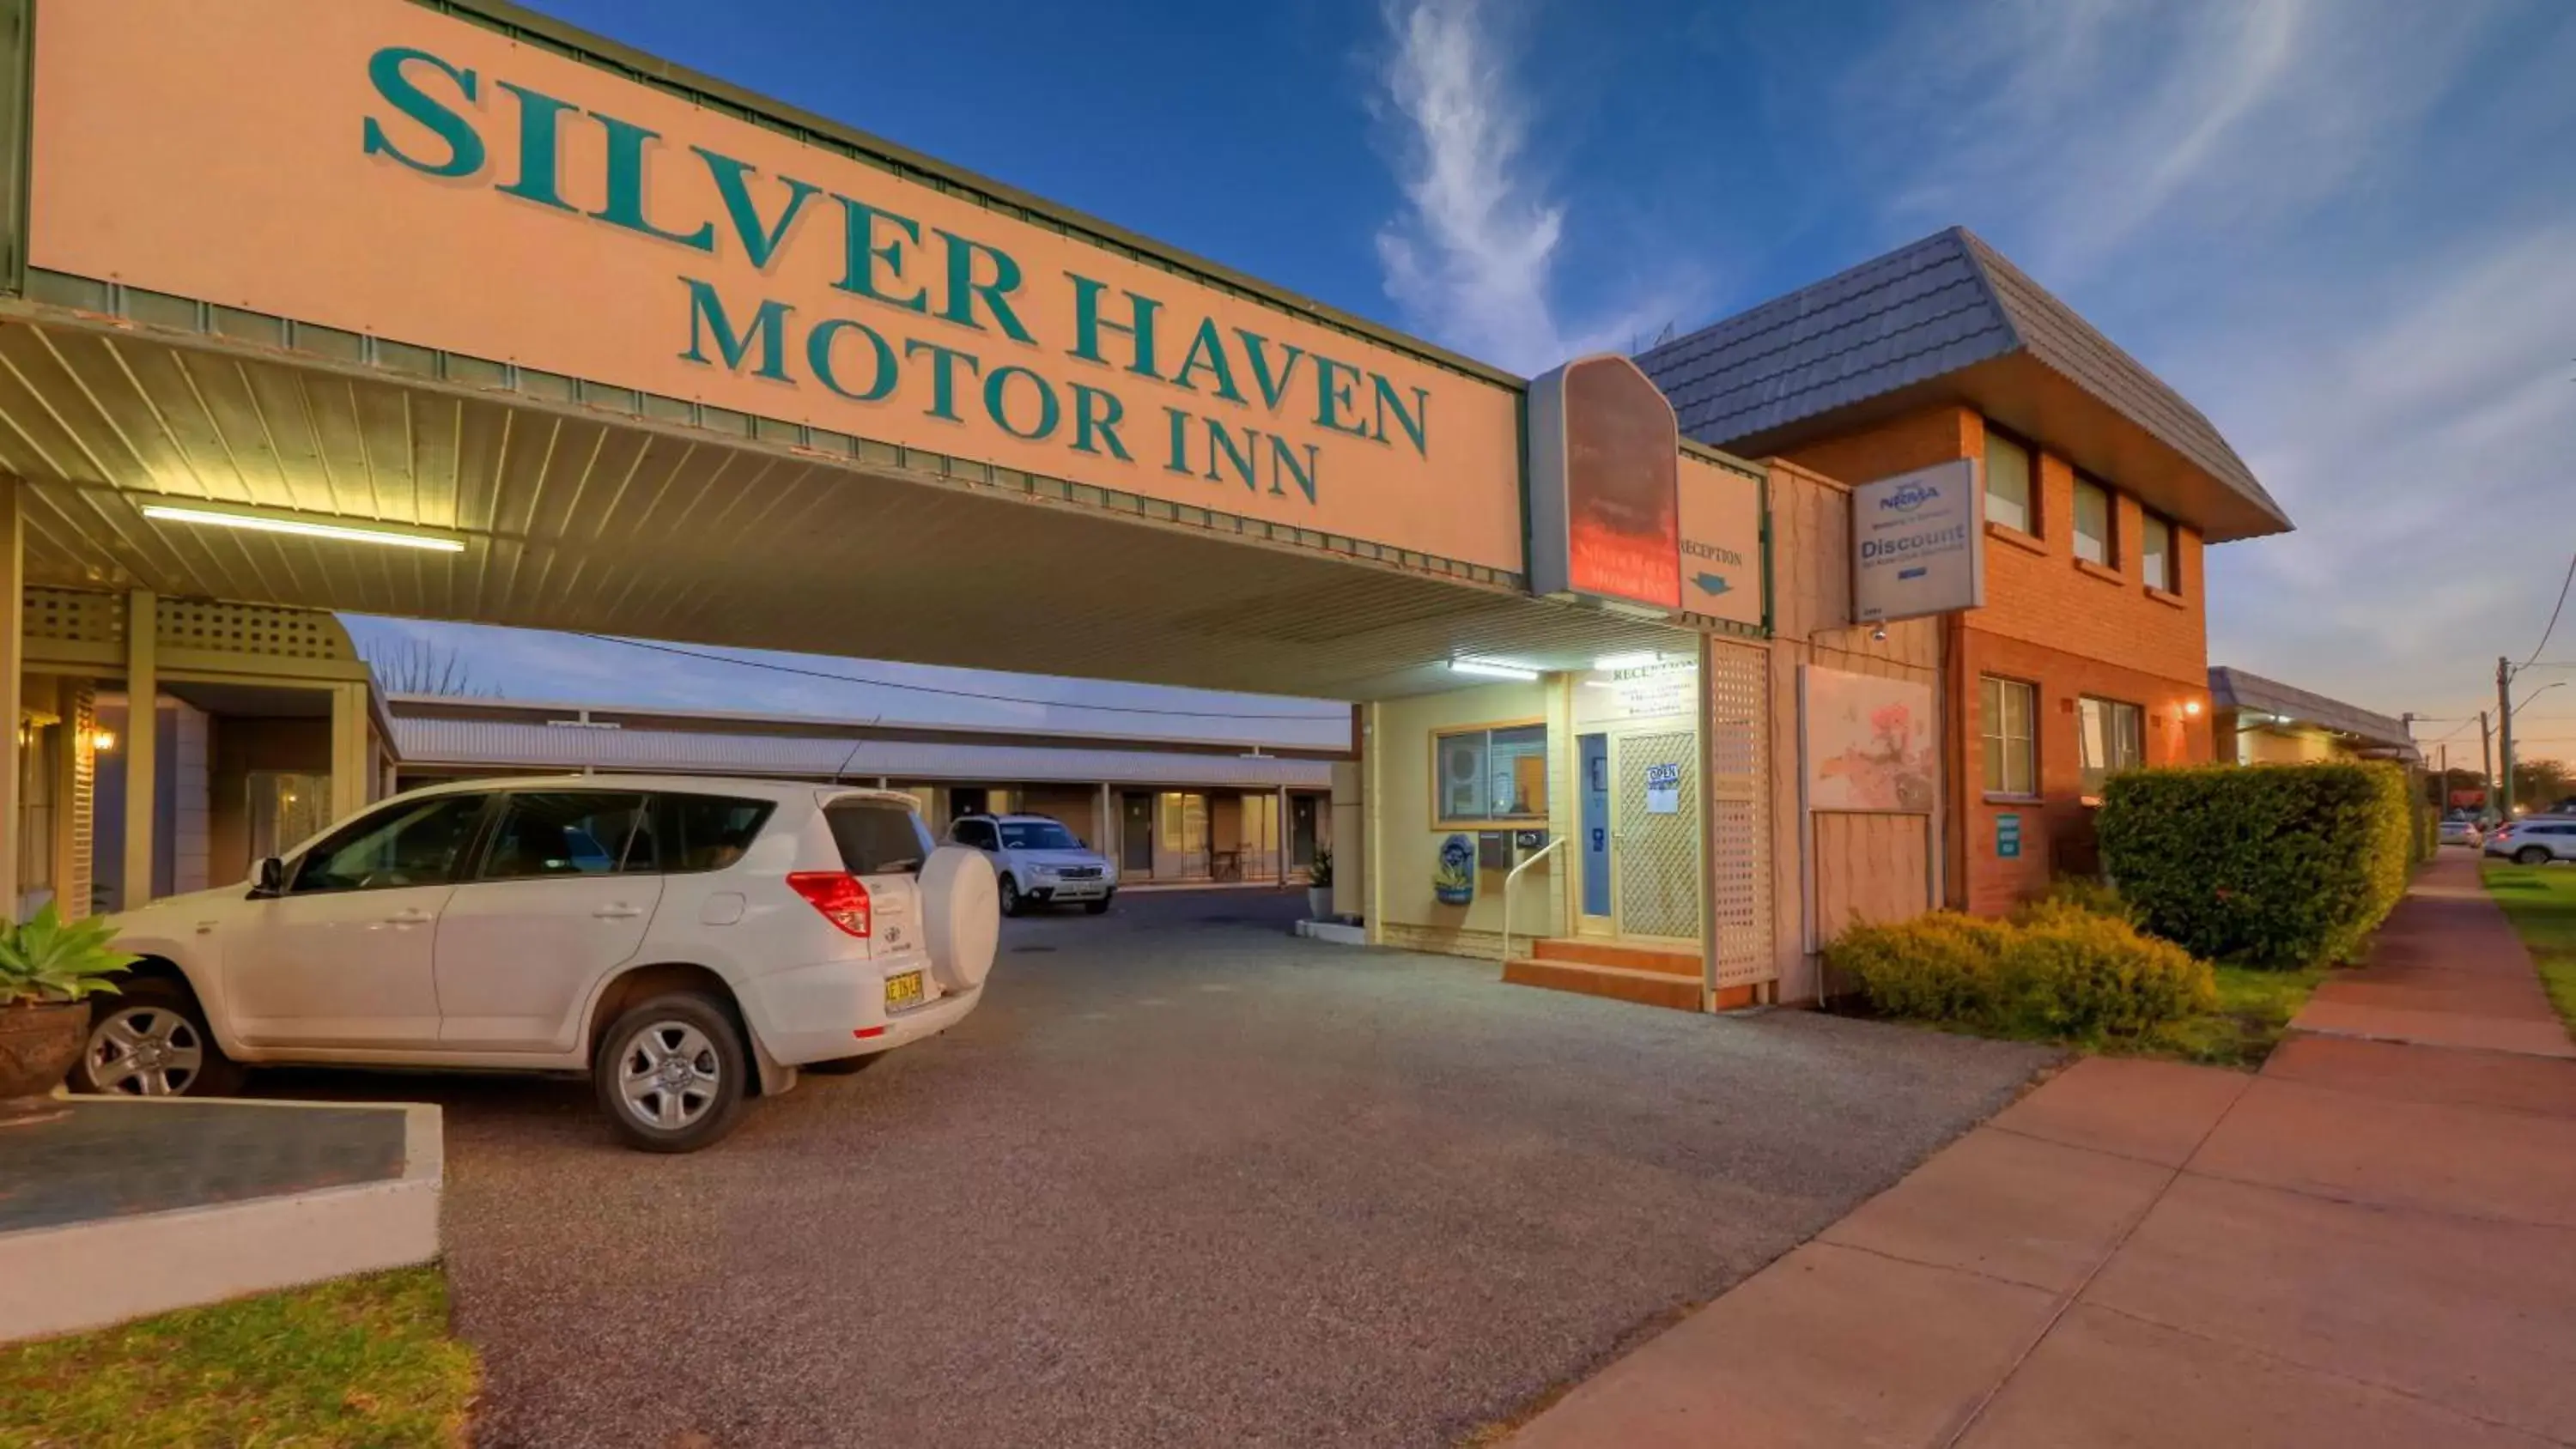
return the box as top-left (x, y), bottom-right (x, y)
top-left (0, 1000), bottom-right (87, 1122)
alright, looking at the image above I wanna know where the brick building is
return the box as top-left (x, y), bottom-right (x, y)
top-left (1642, 227), bottom-right (2293, 914)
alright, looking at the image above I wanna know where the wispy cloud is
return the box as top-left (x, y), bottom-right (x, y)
top-left (1368, 0), bottom-right (1687, 373)
top-left (1830, 0), bottom-right (2576, 733)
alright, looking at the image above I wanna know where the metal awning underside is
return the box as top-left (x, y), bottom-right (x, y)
top-left (0, 300), bottom-right (1693, 700)
top-left (2208, 666), bottom-right (2412, 752)
top-left (390, 715), bottom-right (1335, 788)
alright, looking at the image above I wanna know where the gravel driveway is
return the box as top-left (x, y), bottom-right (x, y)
top-left (278, 892), bottom-right (2052, 1448)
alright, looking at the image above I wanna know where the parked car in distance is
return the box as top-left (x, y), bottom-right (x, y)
top-left (81, 778), bottom-right (999, 1152)
top-left (947, 813), bottom-right (1119, 917)
top-left (2487, 817), bottom-right (2576, 867)
top-left (2439, 815), bottom-right (2483, 847)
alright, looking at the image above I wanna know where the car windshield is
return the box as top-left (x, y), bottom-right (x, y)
top-left (999, 822), bottom-right (1080, 851)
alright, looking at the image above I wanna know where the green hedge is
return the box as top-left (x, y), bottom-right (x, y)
top-left (1827, 902), bottom-right (2213, 1041)
top-left (2095, 762), bottom-right (2411, 968)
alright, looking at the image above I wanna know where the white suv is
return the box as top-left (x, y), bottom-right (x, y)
top-left (947, 813), bottom-right (1119, 916)
top-left (79, 777), bottom-right (999, 1152)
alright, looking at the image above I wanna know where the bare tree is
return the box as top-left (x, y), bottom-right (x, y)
top-left (369, 639), bottom-right (498, 698)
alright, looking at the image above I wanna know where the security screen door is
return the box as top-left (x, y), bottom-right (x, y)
top-left (1611, 730), bottom-right (1701, 941)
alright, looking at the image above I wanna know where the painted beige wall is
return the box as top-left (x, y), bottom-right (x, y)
top-left (2237, 726), bottom-right (2341, 766)
top-left (1370, 679), bottom-right (1564, 955)
top-left (1764, 459), bottom-right (1943, 1003)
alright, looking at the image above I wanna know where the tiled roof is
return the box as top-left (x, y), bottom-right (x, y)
top-left (1636, 227), bottom-right (2287, 535)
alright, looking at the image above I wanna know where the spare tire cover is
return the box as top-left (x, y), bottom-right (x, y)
top-left (920, 845), bottom-right (999, 992)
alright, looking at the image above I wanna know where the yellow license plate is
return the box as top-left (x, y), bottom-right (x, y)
top-left (884, 970), bottom-right (926, 1010)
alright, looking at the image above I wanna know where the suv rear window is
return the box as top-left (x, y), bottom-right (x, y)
top-left (827, 801), bottom-right (933, 876)
top-left (659, 794), bottom-right (775, 873)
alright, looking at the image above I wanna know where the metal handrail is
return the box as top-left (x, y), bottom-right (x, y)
top-left (1499, 835), bottom-right (1568, 967)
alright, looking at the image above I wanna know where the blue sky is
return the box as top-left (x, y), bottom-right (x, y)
top-left (365, 0), bottom-right (2576, 760)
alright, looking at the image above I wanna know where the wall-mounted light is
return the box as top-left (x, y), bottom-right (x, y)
top-left (89, 728), bottom-right (118, 752)
top-left (2183, 700), bottom-right (2204, 718)
top-left (140, 503), bottom-right (465, 554)
top-left (1449, 659), bottom-right (1540, 682)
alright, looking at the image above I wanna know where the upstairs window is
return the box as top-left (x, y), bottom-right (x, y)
top-left (1984, 429), bottom-right (2034, 535)
top-left (2074, 476), bottom-right (2113, 566)
top-left (2142, 512), bottom-right (2177, 591)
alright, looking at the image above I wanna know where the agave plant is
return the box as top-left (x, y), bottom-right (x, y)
top-left (0, 901), bottom-right (136, 1007)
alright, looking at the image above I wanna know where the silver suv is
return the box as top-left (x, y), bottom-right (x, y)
top-left (947, 813), bottom-right (1118, 916)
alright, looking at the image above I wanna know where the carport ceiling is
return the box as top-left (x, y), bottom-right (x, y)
top-left (0, 307), bottom-right (1692, 700)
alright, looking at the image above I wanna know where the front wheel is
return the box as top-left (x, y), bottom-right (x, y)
top-left (1083, 895), bottom-right (1113, 915)
top-left (74, 979), bottom-right (244, 1098)
top-left (2517, 845), bottom-right (2552, 866)
top-left (998, 876), bottom-right (1025, 918)
top-left (593, 993), bottom-right (748, 1153)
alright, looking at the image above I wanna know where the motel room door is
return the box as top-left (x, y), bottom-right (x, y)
top-left (1608, 729), bottom-right (1701, 943)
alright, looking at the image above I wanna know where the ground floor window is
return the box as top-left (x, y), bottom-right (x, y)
top-left (1980, 676), bottom-right (2037, 797)
top-left (1433, 722), bottom-right (1548, 825)
top-left (2079, 697), bottom-right (2145, 800)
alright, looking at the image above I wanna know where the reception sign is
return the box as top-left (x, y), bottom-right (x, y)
top-left (1677, 452), bottom-right (1763, 627)
top-left (1852, 458), bottom-right (1984, 623)
top-left (28, 0), bottom-right (1525, 572)
top-left (1528, 356), bottom-right (1681, 609)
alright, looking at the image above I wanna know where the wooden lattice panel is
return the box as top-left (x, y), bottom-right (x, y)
top-left (156, 600), bottom-right (354, 661)
top-left (67, 683), bottom-right (96, 921)
top-left (1706, 638), bottom-right (1774, 985)
top-left (23, 587), bottom-right (126, 646)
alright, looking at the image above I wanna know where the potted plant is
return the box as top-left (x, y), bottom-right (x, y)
top-left (1305, 846), bottom-right (1335, 921)
top-left (0, 903), bottom-right (137, 1124)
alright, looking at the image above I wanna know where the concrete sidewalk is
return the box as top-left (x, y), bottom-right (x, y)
top-left (1507, 851), bottom-right (2576, 1448)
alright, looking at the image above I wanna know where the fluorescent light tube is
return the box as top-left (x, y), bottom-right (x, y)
top-left (1592, 652), bottom-right (1662, 671)
top-left (141, 504), bottom-right (465, 554)
top-left (1449, 659), bottom-right (1540, 682)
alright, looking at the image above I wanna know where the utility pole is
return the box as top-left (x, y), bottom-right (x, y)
top-left (2482, 709), bottom-right (2494, 814)
top-left (2500, 657), bottom-right (2518, 817)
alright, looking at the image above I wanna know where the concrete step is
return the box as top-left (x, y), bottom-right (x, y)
top-left (1531, 937), bottom-right (1702, 977)
top-left (1504, 956), bottom-right (1703, 1011)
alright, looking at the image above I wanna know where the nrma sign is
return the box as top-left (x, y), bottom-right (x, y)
top-left (1878, 482), bottom-right (1942, 513)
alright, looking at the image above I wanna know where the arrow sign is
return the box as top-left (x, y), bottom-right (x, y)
top-left (1692, 572), bottom-right (1733, 596)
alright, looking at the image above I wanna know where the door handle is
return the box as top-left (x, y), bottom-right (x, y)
top-left (385, 907), bottom-right (434, 926)
top-left (592, 904), bottom-right (644, 920)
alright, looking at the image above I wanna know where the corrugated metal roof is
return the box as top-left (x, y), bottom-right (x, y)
top-left (1637, 227), bottom-right (2288, 541)
top-left (392, 717), bottom-right (1334, 789)
top-left (2209, 667), bottom-right (2412, 752)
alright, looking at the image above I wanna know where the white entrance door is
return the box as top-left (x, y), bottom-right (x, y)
top-left (1610, 730), bottom-right (1700, 941)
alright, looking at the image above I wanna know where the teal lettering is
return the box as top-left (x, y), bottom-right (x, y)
top-left (903, 338), bottom-right (981, 421)
top-left (1170, 318), bottom-right (1247, 403)
top-left (591, 113), bottom-right (716, 252)
top-left (1234, 329), bottom-right (1308, 412)
top-left (492, 82), bottom-right (577, 209)
top-left (982, 365), bottom-right (1060, 441)
top-left (1161, 404), bottom-right (1192, 475)
top-left (1072, 386), bottom-right (1135, 462)
top-left (1370, 374), bottom-right (1430, 457)
top-left (361, 47), bottom-right (483, 179)
top-left (1066, 274), bottom-right (1163, 380)
top-left (1205, 418), bottom-right (1259, 492)
top-left (807, 318), bottom-right (897, 403)
top-left (695, 148), bottom-right (819, 270)
top-left (1267, 435), bottom-right (1319, 503)
top-left (1312, 355), bottom-right (1369, 437)
top-left (937, 232), bottom-right (1034, 343)
top-left (833, 197), bottom-right (928, 312)
top-left (677, 278), bottom-right (793, 382)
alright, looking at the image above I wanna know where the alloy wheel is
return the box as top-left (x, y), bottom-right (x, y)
top-left (86, 1007), bottom-right (207, 1096)
top-left (617, 1021), bottom-right (724, 1131)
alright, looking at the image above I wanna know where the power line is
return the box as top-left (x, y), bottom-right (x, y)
top-left (2524, 550), bottom-right (2576, 668)
top-left (568, 634), bottom-right (1345, 723)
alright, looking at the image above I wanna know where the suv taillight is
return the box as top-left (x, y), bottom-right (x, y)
top-left (787, 870), bottom-right (872, 937)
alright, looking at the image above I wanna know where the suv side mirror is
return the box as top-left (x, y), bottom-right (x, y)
top-left (252, 857), bottom-right (285, 897)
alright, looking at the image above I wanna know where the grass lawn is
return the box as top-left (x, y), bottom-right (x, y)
top-left (2481, 862), bottom-right (2576, 1032)
top-left (0, 1267), bottom-right (477, 1449)
top-left (2135, 962), bottom-right (2327, 1070)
